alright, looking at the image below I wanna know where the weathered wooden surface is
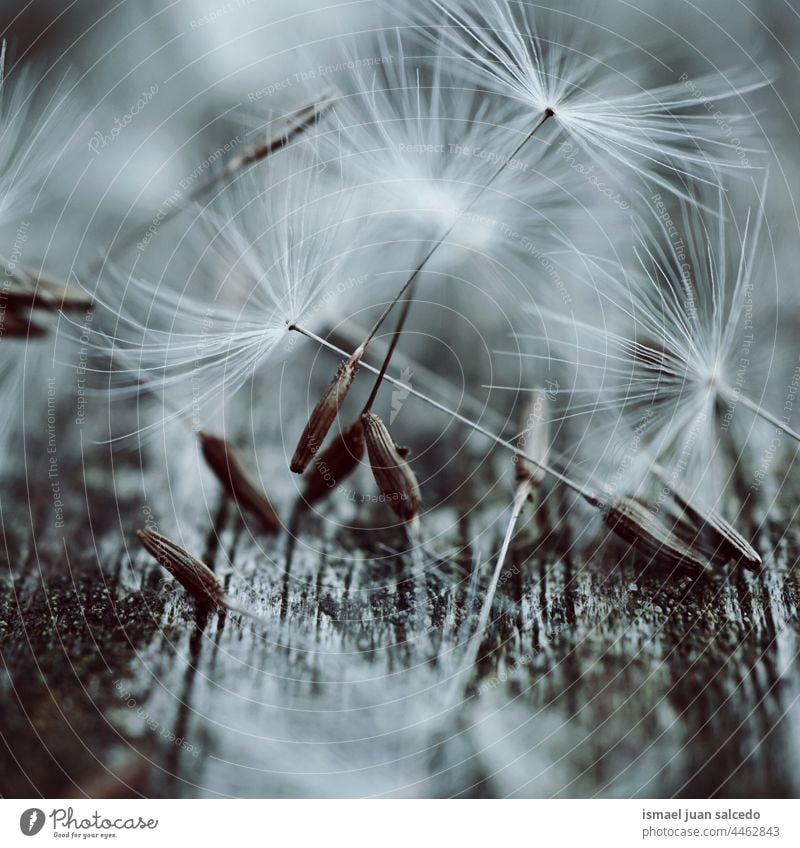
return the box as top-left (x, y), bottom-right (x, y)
top-left (1, 371), bottom-right (799, 799)
top-left (0, 0), bottom-right (798, 802)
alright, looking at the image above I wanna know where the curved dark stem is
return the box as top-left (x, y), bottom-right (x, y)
top-left (362, 277), bottom-right (419, 415)
top-left (282, 502), bottom-right (303, 600)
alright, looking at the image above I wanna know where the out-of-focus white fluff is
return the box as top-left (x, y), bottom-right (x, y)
top-left (0, 42), bottom-right (73, 242)
top-left (500, 182), bottom-right (777, 507)
top-left (74, 146), bottom-right (368, 440)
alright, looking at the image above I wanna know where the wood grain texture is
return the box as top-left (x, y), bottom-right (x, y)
top-left (2, 409), bottom-right (798, 798)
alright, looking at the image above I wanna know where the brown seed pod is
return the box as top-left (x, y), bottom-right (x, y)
top-left (35, 268), bottom-right (93, 311)
top-left (361, 411), bottom-right (421, 524)
top-left (4, 264), bottom-right (91, 311)
top-left (2, 310), bottom-right (46, 337)
top-left (5, 285), bottom-right (90, 313)
top-left (603, 496), bottom-right (711, 575)
top-left (199, 432), bottom-right (281, 532)
top-left (136, 529), bottom-right (224, 608)
top-left (290, 345), bottom-right (364, 474)
top-left (657, 476), bottom-right (761, 571)
top-left (301, 418), bottom-right (366, 508)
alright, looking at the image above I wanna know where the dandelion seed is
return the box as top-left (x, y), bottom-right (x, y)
top-left (137, 528), bottom-right (266, 620)
top-left (403, 0), bottom-right (768, 197)
top-left (199, 431), bottom-right (281, 533)
top-left (500, 183), bottom-right (789, 505)
top-left (136, 529), bottom-right (225, 608)
top-left (73, 148), bottom-right (361, 439)
top-left (362, 411), bottom-right (422, 526)
top-left (300, 418), bottom-right (366, 508)
top-left (289, 344), bottom-right (364, 473)
top-left (223, 90), bottom-right (335, 177)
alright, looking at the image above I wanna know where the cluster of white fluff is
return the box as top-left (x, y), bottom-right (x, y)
top-left (0, 0), bottom-right (786, 527)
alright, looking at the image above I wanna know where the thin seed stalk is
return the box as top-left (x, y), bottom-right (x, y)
top-left (599, 496), bottom-right (711, 575)
top-left (357, 109), bottom-right (556, 353)
top-left (137, 529), bottom-right (225, 608)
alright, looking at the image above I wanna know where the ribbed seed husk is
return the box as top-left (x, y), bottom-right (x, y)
top-left (136, 529), bottom-right (224, 607)
top-left (660, 482), bottom-right (761, 571)
top-left (199, 432), bottom-right (281, 532)
top-left (362, 411), bottom-right (421, 524)
top-left (302, 418), bottom-right (366, 507)
top-left (290, 346), bottom-right (363, 474)
top-left (603, 496), bottom-right (711, 574)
